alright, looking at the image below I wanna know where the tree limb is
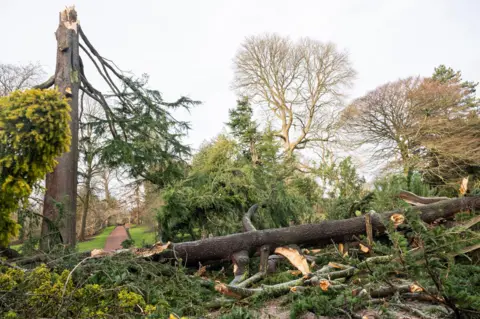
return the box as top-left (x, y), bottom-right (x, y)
top-left (32, 75), bottom-right (55, 89)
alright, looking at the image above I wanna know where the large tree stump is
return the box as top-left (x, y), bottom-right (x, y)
top-left (41, 6), bottom-right (80, 249)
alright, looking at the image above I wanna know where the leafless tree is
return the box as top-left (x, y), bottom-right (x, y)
top-left (0, 62), bottom-right (45, 96)
top-left (233, 34), bottom-right (355, 157)
top-left (341, 76), bottom-right (475, 179)
top-left (341, 77), bottom-right (422, 174)
top-left (78, 97), bottom-right (104, 241)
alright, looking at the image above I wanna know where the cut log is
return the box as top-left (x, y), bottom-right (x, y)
top-left (149, 196), bottom-right (480, 265)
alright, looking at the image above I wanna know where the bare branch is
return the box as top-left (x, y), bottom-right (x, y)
top-left (233, 34), bottom-right (355, 157)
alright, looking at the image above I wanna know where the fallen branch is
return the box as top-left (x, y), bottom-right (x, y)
top-left (398, 190), bottom-right (450, 206)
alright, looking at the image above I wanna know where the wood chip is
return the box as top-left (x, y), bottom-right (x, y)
top-left (319, 279), bottom-right (330, 291)
top-left (359, 243), bottom-right (370, 253)
top-left (390, 214), bottom-right (405, 227)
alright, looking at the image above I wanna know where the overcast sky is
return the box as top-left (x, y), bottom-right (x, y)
top-left (2, 0), bottom-right (479, 175)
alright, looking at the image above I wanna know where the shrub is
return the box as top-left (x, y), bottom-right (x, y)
top-left (0, 89), bottom-right (71, 245)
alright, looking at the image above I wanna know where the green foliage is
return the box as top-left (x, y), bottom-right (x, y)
top-left (94, 74), bottom-right (199, 188)
top-left (121, 238), bottom-right (135, 249)
top-left (317, 155), bottom-right (366, 220)
top-left (226, 96), bottom-right (261, 163)
top-left (0, 89), bottom-right (71, 245)
top-left (0, 253), bottom-right (217, 318)
top-left (158, 132), bottom-right (320, 241)
top-left (158, 99), bottom-right (322, 240)
top-left (370, 172), bottom-right (435, 212)
top-left (432, 64), bottom-right (479, 110)
top-left (369, 208), bottom-right (480, 314)
top-left (288, 288), bottom-right (364, 318)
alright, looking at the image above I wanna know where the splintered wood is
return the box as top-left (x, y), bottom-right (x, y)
top-left (274, 246), bottom-right (310, 275)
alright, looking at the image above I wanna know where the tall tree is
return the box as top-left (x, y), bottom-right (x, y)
top-left (341, 77), bottom-right (422, 175)
top-left (34, 7), bottom-right (198, 248)
top-left (417, 66), bottom-right (480, 188)
top-left (342, 65), bottom-right (479, 186)
top-left (233, 34), bottom-right (355, 157)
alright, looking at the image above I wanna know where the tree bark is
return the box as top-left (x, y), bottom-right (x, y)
top-left (154, 196), bottom-right (480, 265)
top-left (41, 7), bottom-right (80, 250)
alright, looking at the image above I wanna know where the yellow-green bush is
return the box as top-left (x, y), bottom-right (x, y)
top-left (0, 89), bottom-right (71, 245)
top-left (0, 263), bottom-right (157, 318)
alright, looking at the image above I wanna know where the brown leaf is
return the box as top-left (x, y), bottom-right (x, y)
top-left (274, 246), bottom-right (310, 275)
top-left (359, 243), bottom-right (370, 253)
top-left (319, 279), bottom-right (330, 291)
top-left (390, 214), bottom-right (405, 227)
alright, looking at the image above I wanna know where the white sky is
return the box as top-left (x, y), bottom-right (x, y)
top-left (2, 0), bottom-right (479, 178)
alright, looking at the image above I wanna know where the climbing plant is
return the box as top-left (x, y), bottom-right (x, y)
top-left (0, 89), bottom-right (71, 245)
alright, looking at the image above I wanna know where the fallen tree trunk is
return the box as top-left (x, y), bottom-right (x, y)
top-left (154, 196), bottom-right (480, 264)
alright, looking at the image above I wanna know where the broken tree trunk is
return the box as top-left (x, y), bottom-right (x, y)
top-left (41, 6), bottom-right (80, 249)
top-left (153, 196), bottom-right (480, 265)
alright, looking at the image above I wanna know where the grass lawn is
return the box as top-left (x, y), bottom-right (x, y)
top-left (77, 226), bottom-right (116, 252)
top-left (128, 225), bottom-right (156, 247)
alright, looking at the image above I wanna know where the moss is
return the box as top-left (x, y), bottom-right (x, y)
top-left (70, 70), bottom-right (79, 83)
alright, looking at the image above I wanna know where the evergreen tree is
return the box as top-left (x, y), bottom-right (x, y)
top-left (226, 97), bottom-right (260, 165)
top-left (432, 64), bottom-right (479, 110)
top-left (93, 75), bottom-right (198, 188)
top-left (157, 99), bottom-right (322, 241)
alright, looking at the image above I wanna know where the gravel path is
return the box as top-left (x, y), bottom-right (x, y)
top-left (104, 226), bottom-right (128, 251)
